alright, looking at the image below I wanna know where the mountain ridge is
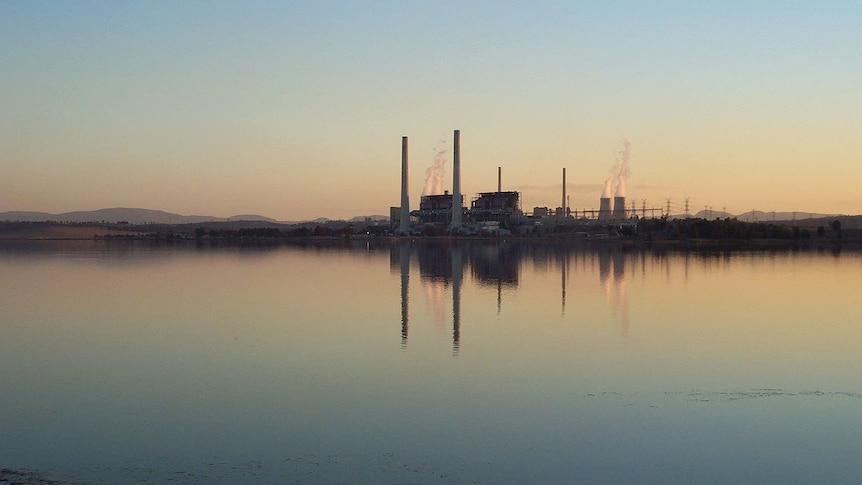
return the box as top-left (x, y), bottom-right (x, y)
top-left (0, 208), bottom-right (391, 225)
top-left (0, 208), bottom-right (277, 225)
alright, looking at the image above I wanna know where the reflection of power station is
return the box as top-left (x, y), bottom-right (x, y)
top-left (598, 247), bottom-right (629, 337)
top-left (393, 243), bottom-right (638, 351)
top-left (393, 243), bottom-right (464, 354)
top-left (392, 242), bottom-right (521, 354)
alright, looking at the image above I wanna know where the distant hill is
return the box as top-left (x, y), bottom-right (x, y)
top-left (678, 210), bottom-right (840, 222)
top-left (734, 210), bottom-right (838, 223)
top-left (0, 208), bottom-right (388, 225)
top-left (226, 214), bottom-right (279, 223)
top-left (0, 208), bottom-right (274, 225)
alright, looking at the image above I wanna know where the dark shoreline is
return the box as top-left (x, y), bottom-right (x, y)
top-left (1, 219), bottom-right (860, 252)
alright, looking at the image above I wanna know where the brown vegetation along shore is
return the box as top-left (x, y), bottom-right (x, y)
top-left (0, 222), bottom-right (147, 240)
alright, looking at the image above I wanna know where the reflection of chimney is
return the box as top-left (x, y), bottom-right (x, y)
top-left (561, 252), bottom-right (567, 316)
top-left (452, 245), bottom-right (463, 355)
top-left (399, 243), bottom-right (410, 348)
top-left (399, 136), bottom-right (410, 234)
top-left (451, 130), bottom-right (462, 229)
top-left (613, 196), bottom-right (626, 220)
top-left (599, 197), bottom-right (612, 221)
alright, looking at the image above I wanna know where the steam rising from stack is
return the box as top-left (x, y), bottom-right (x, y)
top-left (601, 139), bottom-right (632, 220)
top-left (422, 139), bottom-right (447, 196)
top-left (603, 139), bottom-right (631, 198)
top-left (615, 140), bottom-right (631, 198)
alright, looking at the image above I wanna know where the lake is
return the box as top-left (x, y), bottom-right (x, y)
top-left (1, 240), bottom-right (861, 484)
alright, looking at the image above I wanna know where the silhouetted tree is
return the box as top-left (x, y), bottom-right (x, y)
top-left (831, 219), bottom-right (842, 239)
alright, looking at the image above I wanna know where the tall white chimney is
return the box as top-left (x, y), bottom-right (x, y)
top-left (562, 167), bottom-right (567, 218)
top-left (451, 129), bottom-right (462, 229)
top-left (399, 136), bottom-right (410, 234)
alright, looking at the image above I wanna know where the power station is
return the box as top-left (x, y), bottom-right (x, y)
top-left (392, 131), bottom-right (658, 236)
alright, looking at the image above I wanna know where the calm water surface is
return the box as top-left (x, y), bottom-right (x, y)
top-left (1, 240), bottom-right (861, 484)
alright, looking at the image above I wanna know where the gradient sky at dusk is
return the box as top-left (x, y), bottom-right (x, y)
top-left (2, 1), bottom-right (860, 221)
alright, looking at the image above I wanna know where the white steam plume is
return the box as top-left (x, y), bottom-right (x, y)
top-left (602, 165), bottom-right (617, 198)
top-left (614, 139), bottom-right (631, 197)
top-left (422, 139), bottom-right (448, 196)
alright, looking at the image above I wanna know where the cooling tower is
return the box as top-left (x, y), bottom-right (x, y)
top-left (599, 197), bottom-right (612, 221)
top-left (613, 196), bottom-right (626, 220)
top-left (450, 129), bottom-right (462, 229)
top-left (399, 136), bottom-right (410, 234)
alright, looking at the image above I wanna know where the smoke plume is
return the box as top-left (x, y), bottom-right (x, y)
top-left (614, 139), bottom-right (631, 197)
top-left (422, 139), bottom-right (448, 196)
top-left (602, 139), bottom-right (632, 198)
top-left (602, 165), bottom-right (617, 198)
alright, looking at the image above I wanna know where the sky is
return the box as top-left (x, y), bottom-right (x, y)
top-left (2, 1), bottom-right (860, 221)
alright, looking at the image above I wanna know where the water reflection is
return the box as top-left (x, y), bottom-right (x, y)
top-left (387, 242), bottom-right (861, 354)
top-left (4, 241), bottom-right (862, 484)
top-left (390, 242), bottom-right (651, 352)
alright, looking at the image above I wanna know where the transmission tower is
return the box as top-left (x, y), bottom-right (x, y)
top-left (665, 198), bottom-right (672, 217)
top-left (684, 198), bottom-right (691, 218)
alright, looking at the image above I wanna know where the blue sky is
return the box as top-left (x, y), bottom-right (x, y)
top-left (2, 1), bottom-right (860, 220)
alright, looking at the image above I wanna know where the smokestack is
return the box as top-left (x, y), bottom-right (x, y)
top-left (613, 196), bottom-right (626, 220)
top-left (399, 136), bottom-right (410, 234)
top-left (599, 197), bottom-right (612, 221)
top-left (451, 129), bottom-right (462, 229)
top-left (562, 167), bottom-right (567, 218)
top-left (497, 166), bottom-right (501, 193)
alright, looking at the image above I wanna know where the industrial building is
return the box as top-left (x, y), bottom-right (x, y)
top-left (470, 191), bottom-right (521, 228)
top-left (392, 130), bottom-right (650, 236)
top-left (413, 191), bottom-right (464, 227)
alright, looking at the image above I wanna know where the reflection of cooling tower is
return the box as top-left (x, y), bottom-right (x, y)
top-left (613, 196), bottom-right (626, 220)
top-left (599, 197), bottom-right (612, 221)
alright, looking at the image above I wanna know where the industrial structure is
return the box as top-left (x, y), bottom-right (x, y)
top-left (613, 196), bottom-right (627, 221)
top-left (415, 191), bottom-right (461, 226)
top-left (599, 197), bottom-right (612, 221)
top-left (391, 130), bottom-right (665, 236)
top-left (398, 136), bottom-right (410, 234)
top-left (451, 130), bottom-right (463, 230)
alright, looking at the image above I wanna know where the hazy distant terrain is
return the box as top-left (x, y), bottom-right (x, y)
top-left (1, 206), bottom-right (846, 226)
top-left (697, 210), bottom-right (839, 223)
top-left (0, 208), bottom-right (277, 225)
top-left (0, 208), bottom-right (392, 225)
